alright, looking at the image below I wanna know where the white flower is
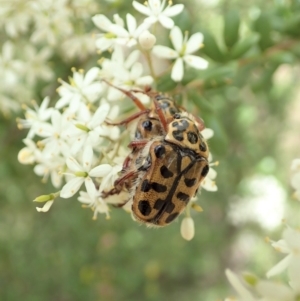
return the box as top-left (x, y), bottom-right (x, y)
top-left (0, 41), bottom-right (24, 86)
top-left (56, 67), bottom-right (103, 112)
top-left (18, 138), bottom-right (41, 165)
top-left (17, 97), bottom-right (53, 139)
top-left (64, 102), bottom-right (111, 154)
top-left (109, 13), bottom-right (150, 48)
top-left (35, 109), bottom-right (71, 157)
top-left (0, 0), bottom-right (32, 37)
top-left (78, 189), bottom-right (110, 220)
top-left (29, 0), bottom-right (73, 45)
top-left (152, 26), bottom-right (208, 82)
top-left (92, 14), bottom-right (123, 52)
top-left (267, 226), bottom-right (300, 291)
top-left (180, 217), bottom-right (195, 241)
top-left (100, 46), bottom-right (153, 101)
top-left (23, 45), bottom-right (54, 85)
top-left (133, 0), bottom-right (184, 29)
top-left (60, 146), bottom-right (113, 199)
top-left (291, 158), bottom-right (300, 201)
top-left (34, 154), bottom-right (65, 188)
top-left (93, 13), bottom-right (149, 51)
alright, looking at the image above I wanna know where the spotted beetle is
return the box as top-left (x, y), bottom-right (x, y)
top-left (102, 82), bottom-right (209, 226)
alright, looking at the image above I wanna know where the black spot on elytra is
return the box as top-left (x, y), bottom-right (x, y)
top-left (172, 130), bottom-right (184, 141)
top-left (201, 165), bottom-right (209, 177)
top-left (154, 199), bottom-right (164, 210)
top-left (165, 212), bottom-right (179, 223)
top-left (160, 100), bottom-right (170, 109)
top-left (200, 141), bottom-right (207, 152)
top-left (169, 107), bottom-right (177, 115)
top-left (173, 119), bottom-right (189, 131)
top-left (141, 179), bottom-right (151, 192)
top-left (180, 119), bottom-right (189, 130)
top-left (154, 144), bottom-right (166, 158)
top-left (187, 131), bottom-right (198, 144)
top-left (165, 202), bottom-right (175, 213)
top-left (151, 182), bottom-right (167, 193)
top-left (184, 178), bottom-right (196, 187)
top-left (174, 113), bottom-right (181, 119)
top-left (177, 192), bottom-right (190, 202)
top-left (138, 200), bottom-right (151, 216)
top-left (142, 120), bottom-right (152, 131)
top-left (160, 165), bottom-right (174, 178)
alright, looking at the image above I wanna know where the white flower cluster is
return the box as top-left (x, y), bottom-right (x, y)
top-left (224, 159), bottom-right (300, 300)
top-left (17, 0), bottom-right (216, 240)
top-left (0, 0), bottom-right (97, 115)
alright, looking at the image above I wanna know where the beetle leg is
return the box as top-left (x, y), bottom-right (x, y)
top-left (106, 110), bottom-right (149, 126)
top-left (127, 139), bottom-right (148, 149)
top-left (102, 79), bottom-right (147, 111)
top-left (153, 98), bottom-right (168, 134)
top-left (114, 170), bottom-right (138, 189)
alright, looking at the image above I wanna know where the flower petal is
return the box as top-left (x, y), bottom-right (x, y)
top-left (82, 145), bottom-right (93, 172)
top-left (126, 13), bottom-right (137, 35)
top-left (170, 26), bottom-right (183, 52)
top-left (89, 103), bottom-right (110, 129)
top-left (85, 177), bottom-right (98, 200)
top-left (186, 33), bottom-right (204, 54)
top-left (89, 164), bottom-right (113, 177)
top-left (256, 280), bottom-right (294, 300)
top-left (124, 49), bottom-right (140, 69)
top-left (132, 1), bottom-right (151, 16)
top-left (152, 45), bottom-right (178, 59)
top-left (130, 62), bottom-right (143, 79)
top-left (225, 269), bottom-right (256, 301)
top-left (66, 157), bottom-right (82, 173)
top-left (171, 58), bottom-right (184, 82)
top-left (184, 55), bottom-right (208, 69)
top-left (136, 75), bottom-right (154, 86)
top-left (84, 67), bottom-right (100, 86)
top-left (266, 254), bottom-right (292, 278)
top-left (36, 200), bottom-right (54, 212)
top-left (92, 14), bottom-right (112, 31)
top-left (158, 14), bottom-right (174, 29)
top-left (288, 257), bottom-right (300, 293)
top-left (163, 4), bottom-right (184, 17)
top-left (60, 177), bottom-right (84, 198)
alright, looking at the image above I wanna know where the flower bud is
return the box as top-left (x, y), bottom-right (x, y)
top-left (180, 217), bottom-right (195, 241)
top-left (18, 147), bottom-right (35, 164)
top-left (139, 30), bottom-right (156, 50)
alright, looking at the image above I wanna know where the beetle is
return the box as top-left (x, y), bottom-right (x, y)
top-left (102, 82), bottom-right (209, 225)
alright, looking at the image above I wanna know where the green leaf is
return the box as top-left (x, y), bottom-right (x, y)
top-left (253, 13), bottom-right (273, 50)
top-left (202, 30), bottom-right (226, 62)
top-left (230, 35), bottom-right (259, 59)
top-left (224, 10), bottom-right (240, 49)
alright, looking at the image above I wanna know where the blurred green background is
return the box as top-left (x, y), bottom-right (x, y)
top-left (1, 0), bottom-right (300, 300)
